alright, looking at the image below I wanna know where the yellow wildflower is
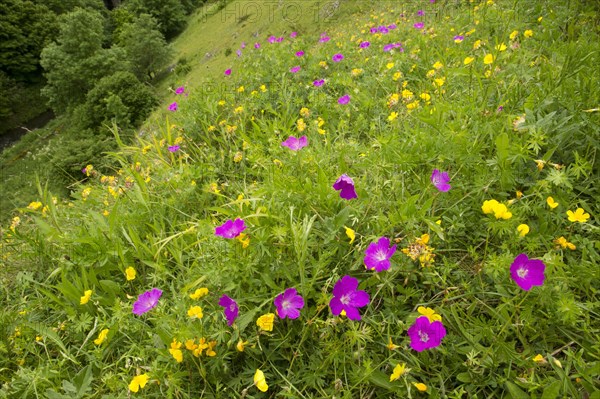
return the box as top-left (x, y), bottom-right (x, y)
top-left (125, 267), bottom-right (136, 281)
top-left (193, 338), bottom-right (209, 357)
top-left (129, 374), bottom-right (149, 393)
top-left (388, 112), bottom-right (398, 121)
top-left (392, 71), bottom-right (402, 81)
top-left (190, 287), bottom-right (209, 300)
top-left (390, 363), bottom-right (407, 382)
top-left (493, 203), bottom-right (512, 219)
top-left (406, 101), bottom-right (420, 110)
top-left (344, 226), bottom-right (356, 244)
top-left (567, 208), bottom-right (590, 223)
top-left (546, 197), bottom-right (559, 209)
top-left (27, 201), bottom-right (42, 211)
top-left (236, 339), bottom-right (249, 352)
top-left (473, 39), bottom-right (482, 49)
top-left (299, 107), bottom-right (310, 117)
top-left (187, 306), bottom-right (203, 319)
top-left (237, 86), bottom-right (244, 93)
top-left (517, 224), bottom-right (530, 237)
top-left (483, 54), bottom-right (494, 64)
top-left (387, 337), bottom-right (399, 350)
top-left (524, 30), bottom-right (533, 38)
top-left (434, 77), bottom-right (446, 87)
top-left (554, 236), bottom-right (576, 250)
top-left (433, 61), bottom-right (443, 70)
top-left (495, 43), bottom-right (507, 51)
top-left (260, 84), bottom-right (267, 92)
top-left (94, 329), bottom-right (109, 345)
top-left (532, 354), bottom-right (546, 363)
top-left (10, 216), bottom-right (20, 232)
top-left (236, 232), bottom-right (250, 248)
top-left (386, 62), bottom-right (395, 70)
top-left (169, 339), bottom-right (183, 362)
top-left (413, 382), bottom-right (428, 392)
top-left (482, 199), bottom-right (500, 214)
top-left (464, 56), bottom-right (475, 65)
top-left (254, 369), bottom-right (268, 392)
top-left (256, 313), bottom-right (275, 332)
top-left (206, 340), bottom-right (217, 357)
top-left (510, 30), bottom-right (519, 40)
top-left (233, 151), bottom-right (243, 163)
top-left (420, 93), bottom-right (431, 102)
top-left (417, 306), bottom-right (442, 322)
top-left (234, 106), bottom-right (244, 114)
top-left (80, 290), bottom-right (92, 305)
top-left (297, 118), bottom-right (307, 132)
top-left (185, 339), bottom-right (198, 351)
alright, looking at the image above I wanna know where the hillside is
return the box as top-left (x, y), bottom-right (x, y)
top-left (1, 1), bottom-right (599, 398)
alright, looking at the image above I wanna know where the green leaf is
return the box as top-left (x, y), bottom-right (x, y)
top-left (540, 380), bottom-right (561, 399)
top-left (456, 372), bottom-right (472, 383)
top-left (368, 370), bottom-right (396, 390)
top-left (504, 381), bottom-right (530, 399)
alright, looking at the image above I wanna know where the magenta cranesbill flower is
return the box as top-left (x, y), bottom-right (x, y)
top-left (431, 169), bottom-right (451, 192)
top-left (417, 10), bottom-right (425, 16)
top-left (168, 102), bottom-right (178, 112)
top-left (132, 288), bottom-right (163, 316)
top-left (338, 94), bottom-right (350, 105)
top-left (224, 69), bottom-right (231, 76)
top-left (268, 35), bottom-right (276, 43)
top-left (378, 26), bottom-right (389, 34)
top-left (290, 66), bottom-right (301, 73)
top-left (218, 294), bottom-right (239, 326)
top-left (319, 34), bottom-right (330, 43)
top-left (364, 237), bottom-right (397, 272)
top-left (168, 145), bottom-right (180, 153)
top-left (370, 27), bottom-right (378, 34)
top-left (383, 44), bottom-right (394, 52)
top-left (388, 24), bottom-right (397, 30)
top-left (414, 22), bottom-right (424, 29)
top-left (254, 42), bottom-right (261, 49)
top-left (359, 41), bottom-right (371, 48)
top-left (175, 86), bottom-right (185, 95)
top-left (295, 50), bottom-right (305, 57)
top-left (407, 316), bottom-right (447, 352)
top-left (332, 53), bottom-right (344, 62)
top-left (333, 174), bottom-right (357, 200)
top-left (510, 253), bottom-right (546, 291)
top-left (313, 79), bottom-right (325, 87)
top-left (281, 135), bottom-right (307, 151)
top-left (274, 288), bottom-right (304, 319)
top-left (290, 31), bottom-right (297, 38)
top-left (329, 275), bottom-right (370, 320)
top-left (215, 218), bottom-right (246, 239)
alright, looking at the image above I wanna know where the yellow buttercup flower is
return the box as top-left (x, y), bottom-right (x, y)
top-left (129, 374), bottom-right (149, 393)
top-left (546, 197), bottom-right (559, 209)
top-left (94, 329), bottom-right (109, 345)
top-left (80, 290), bottom-right (92, 305)
top-left (464, 56), bottom-right (475, 65)
top-left (483, 54), bottom-right (494, 64)
top-left (386, 62), bottom-right (395, 70)
top-left (254, 369), bottom-right (268, 392)
top-left (413, 382), bottom-right (428, 392)
top-left (482, 199), bottom-right (500, 214)
top-left (524, 30), bottom-right (533, 38)
top-left (190, 287), bottom-right (209, 299)
top-left (387, 337), bottom-right (399, 350)
top-left (169, 339), bottom-right (183, 362)
top-left (495, 43), bottom-right (507, 51)
top-left (27, 201), bottom-right (42, 211)
top-left (344, 226), bottom-right (356, 244)
top-left (532, 354), bottom-right (546, 363)
top-left (417, 306), bottom-right (442, 322)
top-left (185, 339), bottom-right (198, 351)
top-left (509, 30), bottom-right (519, 40)
top-left (473, 39), bottom-right (482, 49)
top-left (567, 208), bottom-right (590, 223)
top-left (206, 340), bottom-right (217, 357)
top-left (388, 112), bottom-right (398, 121)
top-left (389, 363), bottom-right (407, 382)
top-left (187, 306), bottom-right (203, 319)
top-left (236, 339), bottom-right (249, 352)
top-left (517, 224), bottom-right (530, 237)
top-left (256, 313), bottom-right (275, 331)
top-left (554, 236), bottom-right (576, 250)
top-left (493, 203), bottom-right (512, 219)
top-left (433, 61), bottom-right (443, 70)
top-left (125, 267), bottom-right (136, 281)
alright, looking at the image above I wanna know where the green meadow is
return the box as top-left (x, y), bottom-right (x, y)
top-left (1, 0), bottom-right (599, 398)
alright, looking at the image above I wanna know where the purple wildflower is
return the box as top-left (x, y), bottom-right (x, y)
top-left (224, 69), bottom-right (231, 76)
top-left (414, 22), bottom-right (424, 29)
top-left (333, 174), bottom-right (357, 200)
top-left (431, 169), bottom-right (451, 192)
top-left (132, 288), bottom-right (163, 316)
top-left (319, 35), bottom-right (330, 43)
top-left (338, 94), bottom-right (350, 105)
top-left (241, 42), bottom-right (246, 49)
top-left (313, 79), bottom-right (325, 87)
top-left (454, 35), bottom-right (464, 43)
top-left (274, 288), bottom-right (304, 319)
top-left (378, 26), bottom-right (389, 34)
top-left (215, 218), bottom-right (247, 239)
top-left (417, 10), bottom-right (425, 16)
top-left (168, 102), bottom-right (178, 112)
top-left (168, 145), bottom-right (180, 153)
top-left (254, 42), bottom-right (261, 49)
top-left (290, 66), bottom-right (301, 73)
top-left (290, 31), bottom-right (297, 38)
top-left (268, 35), bottom-right (276, 43)
top-left (329, 275), bottom-right (370, 321)
top-left (276, 36), bottom-right (284, 42)
top-left (370, 27), bottom-right (378, 34)
top-left (364, 237), bottom-right (397, 272)
top-left (175, 86), bottom-right (185, 95)
top-left (497, 105), bottom-right (504, 112)
top-left (332, 53), bottom-right (344, 62)
top-left (388, 24), bottom-right (397, 30)
top-left (218, 295), bottom-right (239, 326)
top-left (407, 316), bottom-right (447, 352)
top-left (510, 253), bottom-right (546, 291)
top-left (383, 44), bottom-right (394, 52)
top-left (359, 41), bottom-right (371, 48)
top-left (236, 49), bottom-right (242, 57)
top-left (281, 136), bottom-right (308, 151)
top-left (295, 50), bottom-right (305, 57)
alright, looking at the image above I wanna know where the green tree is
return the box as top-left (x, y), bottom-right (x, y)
top-left (117, 14), bottom-right (171, 81)
top-left (78, 71), bottom-right (158, 128)
top-left (40, 8), bottom-right (126, 114)
top-left (124, 0), bottom-right (187, 39)
top-left (0, 0), bottom-right (58, 79)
